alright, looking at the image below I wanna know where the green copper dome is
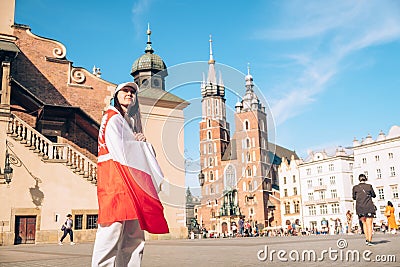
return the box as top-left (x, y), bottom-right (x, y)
top-left (131, 24), bottom-right (167, 75)
top-left (131, 53), bottom-right (167, 74)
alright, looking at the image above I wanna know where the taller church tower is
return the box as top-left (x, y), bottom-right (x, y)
top-left (199, 36), bottom-right (230, 194)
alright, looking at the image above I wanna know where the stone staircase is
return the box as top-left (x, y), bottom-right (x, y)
top-left (7, 114), bottom-right (97, 184)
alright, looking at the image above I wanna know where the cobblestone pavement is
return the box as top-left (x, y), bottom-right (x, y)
top-left (0, 233), bottom-right (398, 266)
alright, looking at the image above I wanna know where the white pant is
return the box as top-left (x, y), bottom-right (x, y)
top-left (91, 220), bottom-right (145, 267)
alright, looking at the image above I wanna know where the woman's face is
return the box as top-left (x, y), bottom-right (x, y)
top-left (117, 86), bottom-right (136, 110)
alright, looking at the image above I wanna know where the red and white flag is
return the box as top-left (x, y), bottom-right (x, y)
top-left (97, 107), bottom-right (169, 234)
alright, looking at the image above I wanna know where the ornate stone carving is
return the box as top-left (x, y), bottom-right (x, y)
top-left (70, 68), bottom-right (86, 84)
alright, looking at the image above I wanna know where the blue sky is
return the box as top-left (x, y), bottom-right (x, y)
top-left (15, 1), bottom-right (400, 188)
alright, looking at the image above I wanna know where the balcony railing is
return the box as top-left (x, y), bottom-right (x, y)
top-left (8, 114), bottom-right (97, 184)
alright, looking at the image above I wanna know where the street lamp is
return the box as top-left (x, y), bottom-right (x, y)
top-left (198, 170), bottom-right (205, 187)
top-left (0, 150), bottom-right (13, 184)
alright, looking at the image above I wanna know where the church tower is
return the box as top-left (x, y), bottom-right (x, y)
top-left (199, 35), bottom-right (230, 205)
top-left (234, 65), bottom-right (273, 226)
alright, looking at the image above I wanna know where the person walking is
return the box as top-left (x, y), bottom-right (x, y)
top-left (385, 201), bottom-right (398, 234)
top-left (59, 214), bottom-right (75, 245)
top-left (352, 174), bottom-right (376, 246)
top-left (91, 82), bottom-right (169, 267)
top-left (346, 210), bottom-right (352, 234)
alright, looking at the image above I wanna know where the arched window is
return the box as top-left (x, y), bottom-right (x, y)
top-left (208, 119), bottom-right (211, 128)
top-left (247, 152), bottom-right (251, 162)
top-left (208, 157), bottom-right (213, 167)
top-left (208, 143), bottom-right (212, 154)
top-left (224, 165), bottom-right (237, 191)
top-left (260, 120), bottom-right (264, 131)
top-left (209, 171), bottom-right (214, 181)
top-left (248, 181), bottom-right (253, 191)
top-left (247, 168), bottom-right (252, 177)
top-left (207, 131), bottom-right (212, 140)
top-left (246, 138), bottom-right (251, 148)
top-left (244, 120), bottom-right (250, 130)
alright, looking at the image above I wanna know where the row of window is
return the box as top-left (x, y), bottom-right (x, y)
top-left (283, 187), bottom-right (298, 197)
top-left (284, 185), bottom-right (398, 203)
top-left (307, 176), bottom-right (336, 188)
top-left (307, 190), bottom-right (338, 201)
top-left (284, 201), bottom-right (300, 214)
top-left (206, 99), bottom-right (224, 117)
top-left (376, 186), bottom-right (399, 200)
top-left (204, 180), bottom-right (259, 195)
top-left (363, 167), bottom-right (396, 179)
top-left (362, 152), bottom-right (394, 164)
top-left (306, 163), bottom-right (353, 175)
top-left (73, 214), bottom-right (98, 230)
top-left (282, 175), bottom-right (297, 184)
top-left (204, 130), bottom-right (228, 141)
top-left (308, 204), bottom-right (340, 215)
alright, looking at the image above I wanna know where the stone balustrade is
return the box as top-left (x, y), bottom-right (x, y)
top-left (7, 114), bottom-right (97, 184)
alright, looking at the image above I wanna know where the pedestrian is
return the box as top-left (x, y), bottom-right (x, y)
top-left (352, 173), bottom-right (377, 246)
top-left (59, 214), bottom-right (75, 245)
top-left (385, 201), bottom-right (398, 234)
top-left (238, 217), bottom-right (244, 237)
top-left (92, 82), bottom-right (169, 267)
top-left (346, 210), bottom-right (352, 234)
top-left (231, 222), bottom-right (237, 237)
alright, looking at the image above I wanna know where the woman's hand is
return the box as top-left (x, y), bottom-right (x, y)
top-left (134, 132), bottom-right (146, 142)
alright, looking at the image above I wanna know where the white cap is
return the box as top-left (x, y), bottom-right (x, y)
top-left (114, 82), bottom-right (139, 97)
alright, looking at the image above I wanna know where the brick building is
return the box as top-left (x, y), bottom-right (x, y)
top-left (195, 38), bottom-right (296, 235)
top-left (0, 0), bottom-right (188, 245)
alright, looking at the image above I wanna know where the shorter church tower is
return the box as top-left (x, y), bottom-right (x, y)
top-left (234, 65), bottom-right (273, 227)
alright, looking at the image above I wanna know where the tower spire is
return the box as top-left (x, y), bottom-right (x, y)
top-left (208, 35), bottom-right (215, 64)
top-left (145, 23), bottom-right (154, 54)
top-left (207, 34), bottom-right (216, 84)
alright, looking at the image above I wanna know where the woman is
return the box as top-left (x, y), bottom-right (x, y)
top-left (385, 201), bottom-right (398, 234)
top-left (352, 174), bottom-right (376, 246)
top-left (59, 214), bottom-right (75, 245)
top-left (92, 82), bottom-right (169, 267)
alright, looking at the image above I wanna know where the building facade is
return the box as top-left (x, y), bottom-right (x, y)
top-left (299, 148), bottom-right (354, 232)
top-left (278, 155), bottom-right (303, 229)
top-left (352, 126), bottom-right (400, 224)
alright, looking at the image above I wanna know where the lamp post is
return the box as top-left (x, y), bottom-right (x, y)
top-left (198, 170), bottom-right (205, 187)
top-left (1, 150), bottom-right (13, 184)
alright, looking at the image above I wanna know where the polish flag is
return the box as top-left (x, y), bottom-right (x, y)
top-left (98, 108), bottom-right (169, 234)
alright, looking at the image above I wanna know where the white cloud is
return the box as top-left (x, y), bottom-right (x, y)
top-left (131, 0), bottom-right (153, 38)
top-left (262, 0), bottom-right (400, 125)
